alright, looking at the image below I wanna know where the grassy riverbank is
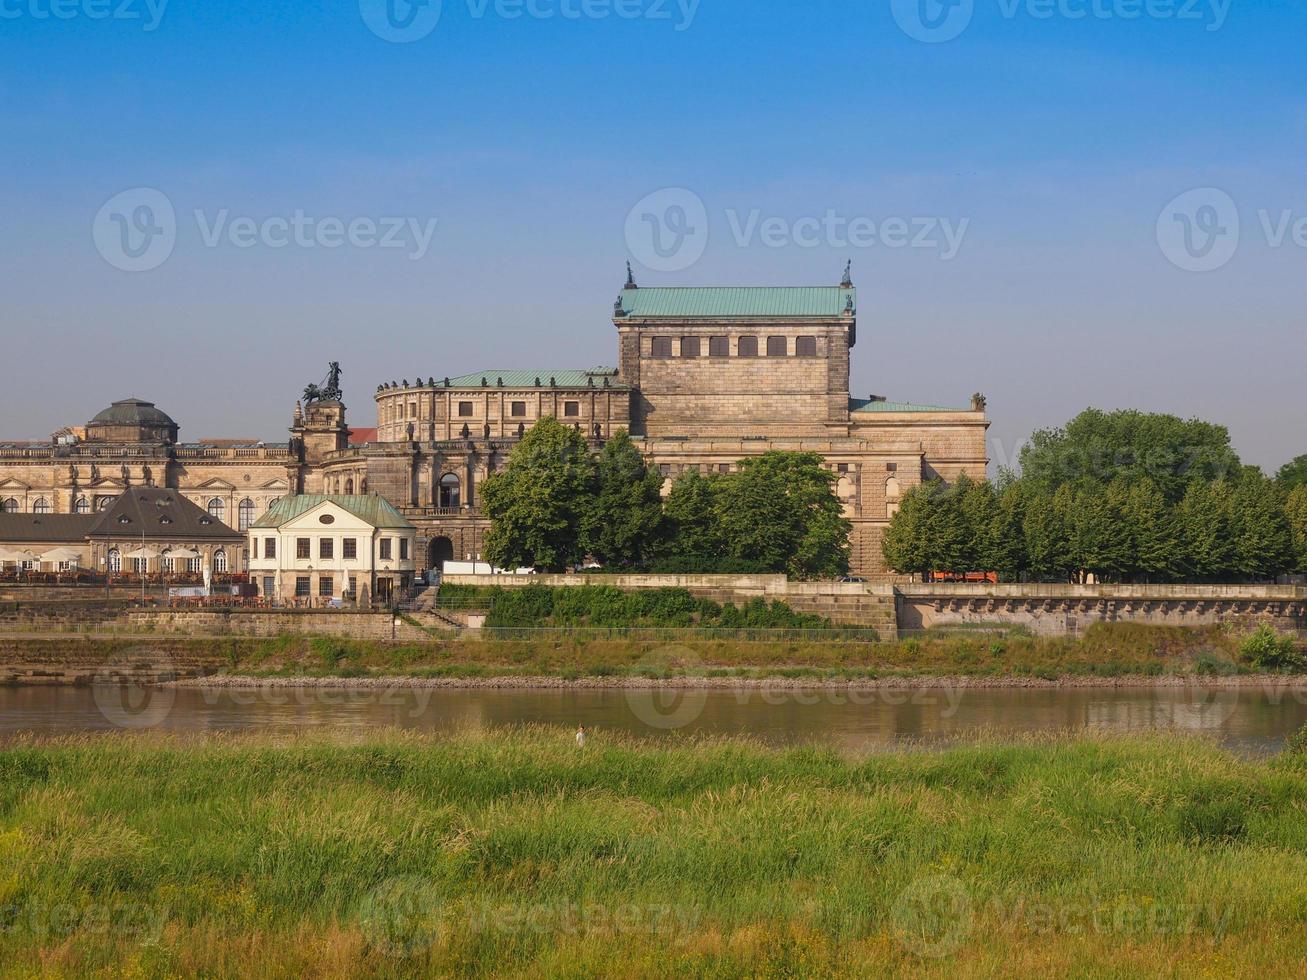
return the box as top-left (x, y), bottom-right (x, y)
top-left (220, 622), bottom-right (1297, 682)
top-left (1, 730), bottom-right (1305, 977)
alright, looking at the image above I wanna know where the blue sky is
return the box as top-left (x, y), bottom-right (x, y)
top-left (1, 0), bottom-right (1304, 471)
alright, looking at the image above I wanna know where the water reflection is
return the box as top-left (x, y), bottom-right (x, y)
top-left (1, 683), bottom-right (1304, 755)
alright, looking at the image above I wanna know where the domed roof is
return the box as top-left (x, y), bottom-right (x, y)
top-left (89, 398), bottom-right (177, 429)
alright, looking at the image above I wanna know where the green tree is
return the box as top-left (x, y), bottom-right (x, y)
top-left (579, 430), bottom-right (664, 567)
top-left (480, 417), bottom-right (595, 572)
top-left (1276, 455), bottom-right (1307, 490)
top-left (1065, 482), bottom-right (1131, 583)
top-left (1120, 478), bottom-right (1180, 582)
top-left (1177, 480), bottom-right (1236, 580)
top-left (957, 475), bottom-right (1000, 571)
top-left (881, 483), bottom-right (938, 576)
top-left (1022, 484), bottom-right (1073, 581)
top-left (1286, 485), bottom-right (1307, 573)
top-left (654, 471), bottom-right (726, 570)
top-left (989, 480), bottom-right (1028, 579)
top-left (1019, 408), bottom-right (1241, 504)
top-left (1230, 470), bottom-right (1292, 580)
top-left (715, 452), bottom-right (851, 578)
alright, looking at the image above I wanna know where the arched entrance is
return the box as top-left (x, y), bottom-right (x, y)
top-left (428, 536), bottom-right (454, 572)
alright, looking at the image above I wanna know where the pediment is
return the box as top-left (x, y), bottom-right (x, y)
top-left (259, 478), bottom-right (290, 491)
top-left (193, 477), bottom-right (236, 491)
top-left (0, 477), bottom-right (31, 491)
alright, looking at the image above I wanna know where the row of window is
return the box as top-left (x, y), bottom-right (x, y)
top-left (104, 550), bottom-right (227, 573)
top-left (254, 537), bottom-right (409, 562)
top-left (649, 335), bottom-right (819, 359)
top-left (293, 575), bottom-right (359, 598)
top-left (388, 400), bottom-right (587, 421)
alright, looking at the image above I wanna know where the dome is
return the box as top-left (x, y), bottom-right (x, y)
top-left (86, 398), bottom-right (179, 444)
top-left (90, 398), bottom-right (177, 429)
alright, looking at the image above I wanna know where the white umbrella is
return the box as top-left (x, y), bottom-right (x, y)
top-left (164, 547), bottom-right (201, 560)
top-left (0, 548), bottom-right (36, 564)
top-left (123, 546), bottom-right (161, 560)
top-left (39, 547), bottom-right (83, 564)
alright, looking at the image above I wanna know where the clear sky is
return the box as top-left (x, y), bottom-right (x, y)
top-left (1, 0), bottom-right (1303, 472)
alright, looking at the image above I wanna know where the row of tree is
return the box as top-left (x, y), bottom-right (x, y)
top-left (480, 418), bottom-right (851, 579)
top-left (883, 409), bottom-right (1307, 582)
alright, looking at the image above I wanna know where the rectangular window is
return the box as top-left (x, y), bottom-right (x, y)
top-left (318, 576), bottom-right (334, 597)
top-left (347, 576), bottom-right (357, 597)
top-left (409, 402), bottom-right (417, 418)
top-left (262, 576), bottom-right (275, 596)
top-left (400, 538), bottom-right (409, 560)
top-left (510, 401), bottom-right (526, 417)
top-left (837, 463), bottom-right (849, 473)
top-left (737, 336), bottom-right (758, 357)
top-left (795, 335), bottom-right (817, 357)
top-left (718, 464), bottom-right (730, 473)
top-left (659, 463), bottom-right (671, 476)
top-left (343, 538), bottom-right (357, 560)
top-left (296, 538), bottom-right (310, 560)
top-left (650, 337), bottom-right (673, 358)
top-left (265, 537), bottom-right (276, 559)
top-left (708, 336), bottom-right (729, 357)
top-left (380, 538), bottom-right (393, 561)
top-left (319, 538), bottom-right (334, 560)
top-left (563, 401), bottom-right (580, 417)
top-left (250, 539), bottom-right (258, 560)
top-left (680, 336), bottom-right (700, 358)
top-left (295, 576), bottom-right (311, 597)
top-left (458, 401), bottom-right (474, 417)
top-left (766, 336), bottom-right (787, 356)
top-left (886, 462), bottom-right (898, 472)
top-left (131, 557), bottom-right (147, 573)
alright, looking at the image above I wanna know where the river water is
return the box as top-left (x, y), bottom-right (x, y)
top-left (2, 682), bottom-right (1305, 754)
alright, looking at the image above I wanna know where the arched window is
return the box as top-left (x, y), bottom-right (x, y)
top-left (238, 499), bottom-right (255, 531)
top-left (32, 498), bottom-right (50, 514)
top-left (213, 550), bottom-right (228, 573)
top-left (207, 498), bottom-right (225, 522)
top-left (345, 479), bottom-right (354, 495)
top-left (2, 498), bottom-right (18, 513)
top-left (439, 474), bottom-right (461, 509)
top-left (75, 497), bottom-right (90, 514)
top-left (107, 548), bottom-right (121, 573)
top-left (267, 497), bottom-right (281, 511)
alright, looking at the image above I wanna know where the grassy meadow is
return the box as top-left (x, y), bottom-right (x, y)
top-left (1, 729), bottom-right (1305, 977)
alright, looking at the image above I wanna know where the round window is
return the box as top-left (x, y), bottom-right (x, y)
top-left (319, 514), bottom-right (335, 525)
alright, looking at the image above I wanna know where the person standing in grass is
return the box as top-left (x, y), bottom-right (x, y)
top-left (576, 725), bottom-right (586, 748)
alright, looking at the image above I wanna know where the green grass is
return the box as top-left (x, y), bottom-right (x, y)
top-left (0, 730), bottom-right (1304, 977)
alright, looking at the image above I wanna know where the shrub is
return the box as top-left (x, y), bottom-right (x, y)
top-left (1240, 625), bottom-right (1303, 671)
top-left (1285, 724), bottom-right (1307, 756)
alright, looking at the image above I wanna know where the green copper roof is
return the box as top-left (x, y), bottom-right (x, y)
top-left (251, 495), bottom-right (414, 530)
top-left (850, 398), bottom-right (965, 414)
top-left (617, 287), bottom-right (855, 319)
top-left (437, 368), bottom-right (627, 390)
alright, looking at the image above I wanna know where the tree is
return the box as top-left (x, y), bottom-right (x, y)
top-left (714, 452), bottom-right (851, 579)
top-left (1229, 470), bottom-right (1292, 580)
top-left (1022, 484), bottom-right (1073, 581)
top-left (1177, 480), bottom-right (1235, 580)
top-left (1120, 478), bottom-right (1180, 582)
top-left (652, 471), bottom-right (727, 571)
top-left (881, 483), bottom-right (937, 576)
top-left (1019, 408), bottom-right (1241, 504)
top-left (1276, 455), bottom-right (1307, 490)
top-left (1286, 485), bottom-right (1307, 573)
top-left (989, 481), bottom-right (1028, 579)
top-left (579, 430), bottom-right (664, 567)
top-left (480, 417), bottom-right (595, 572)
top-left (1065, 481), bottom-right (1132, 583)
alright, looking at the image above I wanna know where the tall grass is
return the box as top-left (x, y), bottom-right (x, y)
top-left (1, 729), bottom-right (1304, 977)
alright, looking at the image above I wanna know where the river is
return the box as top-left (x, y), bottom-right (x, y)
top-left (2, 681), bottom-right (1305, 754)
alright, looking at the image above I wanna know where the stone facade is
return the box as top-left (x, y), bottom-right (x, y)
top-left (0, 273), bottom-right (990, 576)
